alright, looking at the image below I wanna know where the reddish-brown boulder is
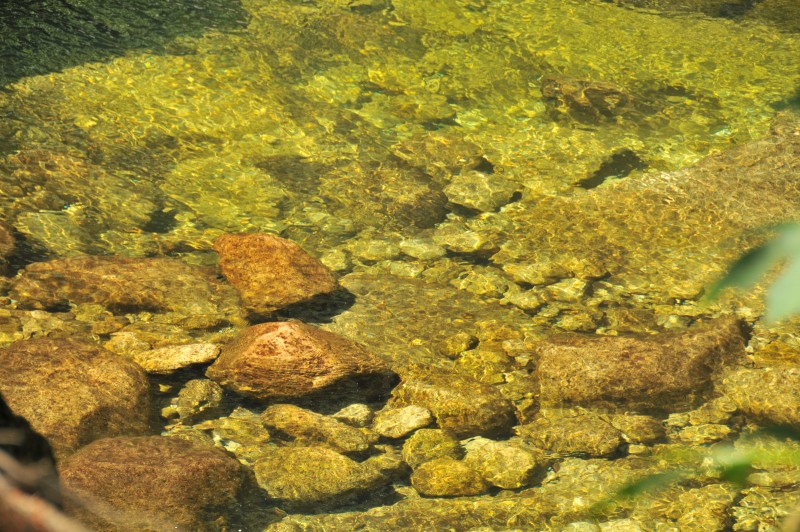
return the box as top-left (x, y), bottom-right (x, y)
top-left (213, 233), bottom-right (338, 314)
top-left (206, 321), bottom-right (396, 401)
top-left (0, 338), bottom-right (149, 459)
top-left (60, 436), bottom-right (244, 531)
top-left (535, 317), bottom-right (747, 411)
top-left (10, 255), bottom-right (243, 328)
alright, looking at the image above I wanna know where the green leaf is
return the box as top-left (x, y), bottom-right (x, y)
top-left (766, 256), bottom-right (800, 323)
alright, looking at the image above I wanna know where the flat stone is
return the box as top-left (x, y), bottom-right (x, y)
top-left (213, 233), bottom-right (338, 314)
top-left (206, 321), bottom-right (397, 401)
top-left (388, 369), bottom-right (516, 438)
top-left (535, 317), bottom-right (747, 411)
top-left (463, 437), bottom-right (545, 489)
top-left (516, 409), bottom-right (623, 457)
top-left (443, 170), bottom-right (519, 212)
top-left (261, 404), bottom-right (372, 453)
top-left (60, 436), bottom-right (244, 530)
top-left (253, 446), bottom-right (389, 511)
top-left (410, 457), bottom-right (488, 497)
top-left (0, 338), bottom-right (149, 460)
top-left (372, 405), bottom-right (434, 438)
top-left (133, 343), bottom-right (220, 374)
top-left (332, 403), bottom-right (374, 428)
top-left (9, 255), bottom-right (243, 329)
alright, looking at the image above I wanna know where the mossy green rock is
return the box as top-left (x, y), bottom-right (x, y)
top-left (254, 446), bottom-right (389, 511)
top-left (401, 428), bottom-right (463, 470)
top-left (261, 404), bottom-right (372, 454)
top-left (389, 369), bottom-right (517, 438)
top-left (410, 457), bottom-right (488, 497)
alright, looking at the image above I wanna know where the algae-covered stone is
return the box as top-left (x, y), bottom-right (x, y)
top-left (332, 403), bottom-right (374, 428)
top-left (213, 233), bottom-right (338, 315)
top-left (60, 436), bottom-right (244, 531)
top-left (721, 367), bottom-right (800, 427)
top-left (207, 321), bottom-right (397, 401)
top-left (163, 379), bottom-right (224, 423)
top-left (389, 370), bottom-right (516, 438)
top-left (10, 255), bottom-right (243, 329)
top-left (261, 404), bottom-right (371, 453)
top-left (193, 408), bottom-right (271, 465)
top-left (516, 409), bottom-right (623, 457)
top-left (463, 437), bottom-right (545, 489)
top-left (443, 171), bottom-right (519, 212)
top-left (254, 446), bottom-right (389, 511)
top-left (535, 317), bottom-right (747, 411)
top-left (410, 457), bottom-right (488, 497)
top-left (0, 338), bottom-right (149, 460)
top-left (133, 343), bottom-right (220, 374)
top-left (372, 405), bottom-right (433, 439)
top-left (402, 428), bottom-right (463, 470)
top-left (609, 414), bottom-right (666, 445)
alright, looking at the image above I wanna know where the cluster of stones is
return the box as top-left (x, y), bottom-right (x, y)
top-left (0, 231), bottom-right (799, 529)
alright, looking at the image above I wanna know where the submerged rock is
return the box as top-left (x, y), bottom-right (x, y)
top-left (60, 436), bottom-right (244, 531)
top-left (253, 446), bottom-right (389, 511)
top-left (0, 337), bottom-right (149, 460)
top-left (371, 405), bottom-right (434, 439)
top-left (206, 321), bottom-right (397, 401)
top-left (410, 457), bottom-right (488, 497)
top-left (261, 404), bottom-right (372, 454)
top-left (401, 428), bottom-right (463, 470)
top-left (0, 222), bottom-right (13, 263)
top-left (721, 367), bottom-right (800, 427)
top-left (463, 437), bottom-right (546, 489)
top-left (213, 233), bottom-right (338, 315)
top-left (133, 343), bottom-right (220, 374)
top-left (516, 409), bottom-right (624, 458)
top-left (10, 255), bottom-right (243, 329)
top-left (162, 379), bottom-right (225, 423)
top-left (535, 317), bottom-right (748, 411)
top-left (388, 370), bottom-right (516, 438)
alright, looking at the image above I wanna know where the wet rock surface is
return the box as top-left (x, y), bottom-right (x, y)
top-left (133, 343), bottom-right (220, 374)
top-left (401, 429), bottom-right (463, 470)
top-left (10, 255), bottom-right (244, 329)
top-left (535, 317), bottom-right (748, 411)
top-left (0, 338), bottom-right (149, 460)
top-left (410, 456), bottom-right (489, 497)
top-left (213, 233), bottom-right (338, 315)
top-left (388, 369), bottom-right (517, 438)
top-left (516, 409), bottom-right (624, 458)
top-left (261, 404), bottom-right (372, 453)
top-left (721, 367), bottom-right (800, 426)
top-left (463, 437), bottom-right (545, 489)
top-left (254, 446), bottom-right (389, 511)
top-left (371, 405), bottom-right (433, 439)
top-left (60, 436), bottom-right (244, 531)
top-left (206, 321), bottom-right (397, 401)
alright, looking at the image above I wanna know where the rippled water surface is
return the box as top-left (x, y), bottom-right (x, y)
top-left (3, 0), bottom-right (800, 529)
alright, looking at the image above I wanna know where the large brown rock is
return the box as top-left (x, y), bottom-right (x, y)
top-left (206, 321), bottom-right (397, 401)
top-left (214, 233), bottom-right (338, 314)
top-left (60, 436), bottom-right (244, 531)
top-left (535, 317), bottom-right (748, 411)
top-left (0, 338), bottom-right (149, 460)
top-left (388, 369), bottom-right (517, 438)
top-left (10, 255), bottom-right (242, 329)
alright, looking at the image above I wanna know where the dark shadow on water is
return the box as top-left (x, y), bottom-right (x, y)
top-left (250, 289), bottom-right (358, 325)
top-left (0, 0), bottom-right (250, 87)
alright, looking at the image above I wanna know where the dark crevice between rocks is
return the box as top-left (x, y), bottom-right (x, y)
top-left (577, 149), bottom-right (647, 189)
top-left (1, 229), bottom-right (52, 277)
top-left (139, 207), bottom-right (178, 234)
